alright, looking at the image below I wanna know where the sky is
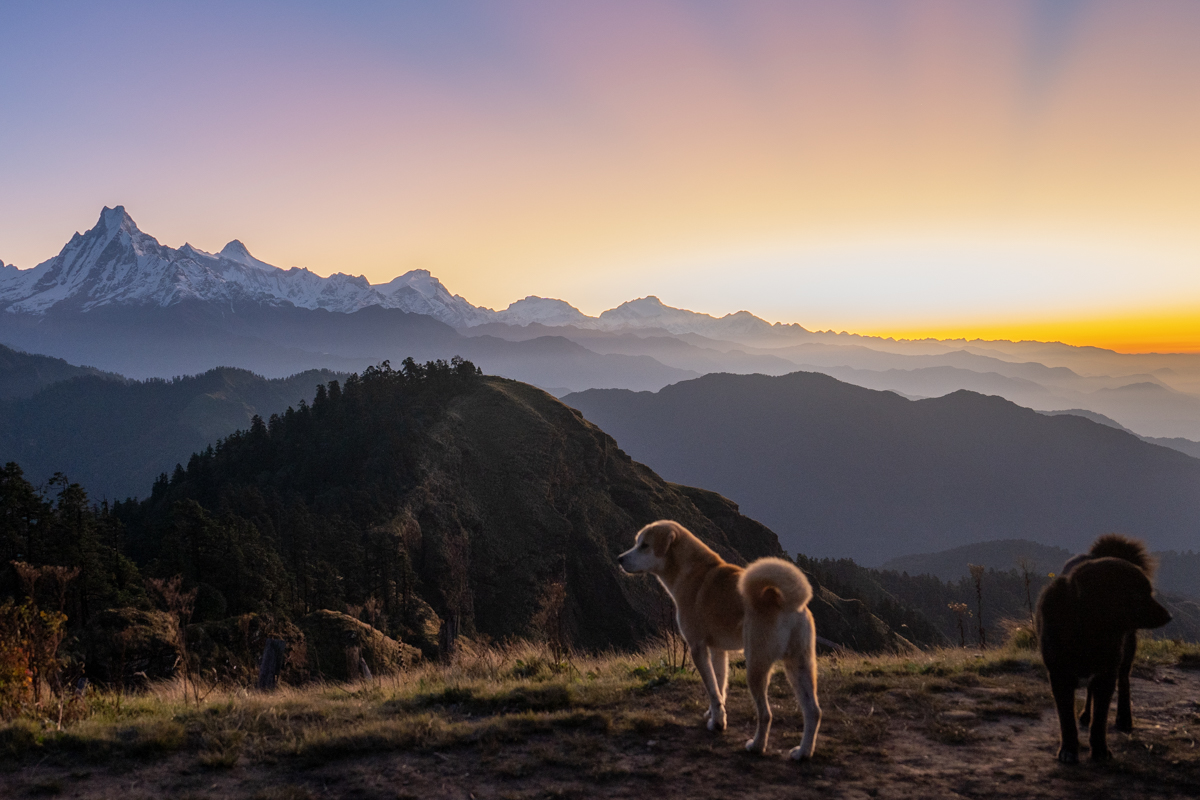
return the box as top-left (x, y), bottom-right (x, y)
top-left (1, 1), bottom-right (1198, 352)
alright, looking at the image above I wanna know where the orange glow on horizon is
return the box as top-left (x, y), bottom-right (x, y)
top-left (855, 309), bottom-right (1200, 354)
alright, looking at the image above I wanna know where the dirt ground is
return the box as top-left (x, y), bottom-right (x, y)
top-left (3, 664), bottom-right (1198, 799)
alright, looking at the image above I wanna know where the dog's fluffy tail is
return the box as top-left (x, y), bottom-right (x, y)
top-left (1089, 533), bottom-right (1155, 576)
top-left (739, 557), bottom-right (813, 614)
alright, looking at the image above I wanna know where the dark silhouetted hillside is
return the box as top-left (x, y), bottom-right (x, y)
top-left (562, 372), bottom-right (1200, 563)
top-left (882, 539), bottom-right (1073, 582)
top-left (0, 366), bottom-right (342, 499)
top-left (0, 342), bottom-right (124, 399)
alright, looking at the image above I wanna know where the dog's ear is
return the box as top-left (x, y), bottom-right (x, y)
top-left (1137, 595), bottom-right (1172, 630)
top-left (1072, 558), bottom-right (1159, 631)
top-left (651, 525), bottom-right (677, 557)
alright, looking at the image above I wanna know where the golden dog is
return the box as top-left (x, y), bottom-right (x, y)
top-left (619, 520), bottom-right (820, 759)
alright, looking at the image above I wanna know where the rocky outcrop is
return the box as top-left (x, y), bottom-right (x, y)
top-left (298, 610), bottom-right (421, 681)
top-left (83, 607), bottom-right (180, 685)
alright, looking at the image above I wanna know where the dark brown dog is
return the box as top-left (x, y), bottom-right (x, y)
top-left (1060, 534), bottom-right (1157, 733)
top-left (1037, 555), bottom-right (1171, 763)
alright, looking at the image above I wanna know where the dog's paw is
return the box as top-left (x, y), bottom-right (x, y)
top-left (745, 738), bottom-right (764, 753)
top-left (788, 746), bottom-right (811, 762)
top-left (703, 708), bottom-right (712, 721)
top-left (1115, 715), bottom-right (1133, 733)
top-left (1089, 746), bottom-right (1112, 763)
top-left (1056, 747), bottom-right (1079, 764)
top-left (706, 708), bottom-right (727, 732)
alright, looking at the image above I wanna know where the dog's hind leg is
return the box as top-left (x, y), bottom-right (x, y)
top-left (744, 653), bottom-right (774, 754)
top-left (783, 637), bottom-right (821, 760)
top-left (691, 644), bottom-right (727, 732)
top-left (1115, 631), bottom-right (1136, 732)
top-left (1087, 672), bottom-right (1116, 762)
top-left (1051, 673), bottom-right (1081, 763)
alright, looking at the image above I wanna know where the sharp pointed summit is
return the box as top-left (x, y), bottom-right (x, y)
top-left (218, 239), bottom-right (277, 272)
top-left (97, 205), bottom-right (138, 233)
top-left (219, 239), bottom-right (252, 259)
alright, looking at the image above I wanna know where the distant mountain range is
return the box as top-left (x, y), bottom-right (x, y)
top-left (561, 372), bottom-right (1200, 564)
top-left (5, 206), bottom-right (1200, 442)
top-left (0, 206), bottom-right (794, 336)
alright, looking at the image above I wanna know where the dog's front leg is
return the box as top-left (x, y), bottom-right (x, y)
top-left (691, 643), bottom-right (726, 732)
top-left (712, 649), bottom-right (729, 705)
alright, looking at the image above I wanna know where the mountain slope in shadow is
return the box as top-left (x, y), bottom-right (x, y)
top-left (563, 372), bottom-right (1200, 563)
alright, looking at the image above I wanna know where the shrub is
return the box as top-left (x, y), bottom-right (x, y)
top-left (0, 601), bottom-right (33, 718)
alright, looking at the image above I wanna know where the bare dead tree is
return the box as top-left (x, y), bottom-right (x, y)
top-left (947, 602), bottom-right (972, 648)
top-left (438, 532), bottom-right (472, 663)
top-left (968, 564), bottom-right (986, 649)
top-left (1017, 556), bottom-right (1035, 623)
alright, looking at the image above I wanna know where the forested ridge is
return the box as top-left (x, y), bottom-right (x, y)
top-left (116, 357), bottom-right (483, 643)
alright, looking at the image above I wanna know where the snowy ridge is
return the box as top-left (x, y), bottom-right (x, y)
top-left (595, 296), bottom-right (779, 337)
top-left (0, 207), bottom-right (497, 327)
top-left (1, 206), bottom-right (800, 338)
top-left (492, 295), bottom-right (798, 339)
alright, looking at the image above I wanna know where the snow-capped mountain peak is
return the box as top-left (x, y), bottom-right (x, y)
top-left (495, 296), bottom-right (591, 327)
top-left (218, 239), bottom-right (277, 272)
top-left (594, 295), bottom-right (778, 337)
top-left (378, 269), bottom-right (496, 326)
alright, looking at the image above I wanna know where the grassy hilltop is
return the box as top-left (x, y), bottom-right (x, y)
top-left (2, 637), bottom-right (1198, 799)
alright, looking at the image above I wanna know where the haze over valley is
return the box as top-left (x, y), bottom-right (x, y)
top-left (6, 206), bottom-right (1200, 449)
